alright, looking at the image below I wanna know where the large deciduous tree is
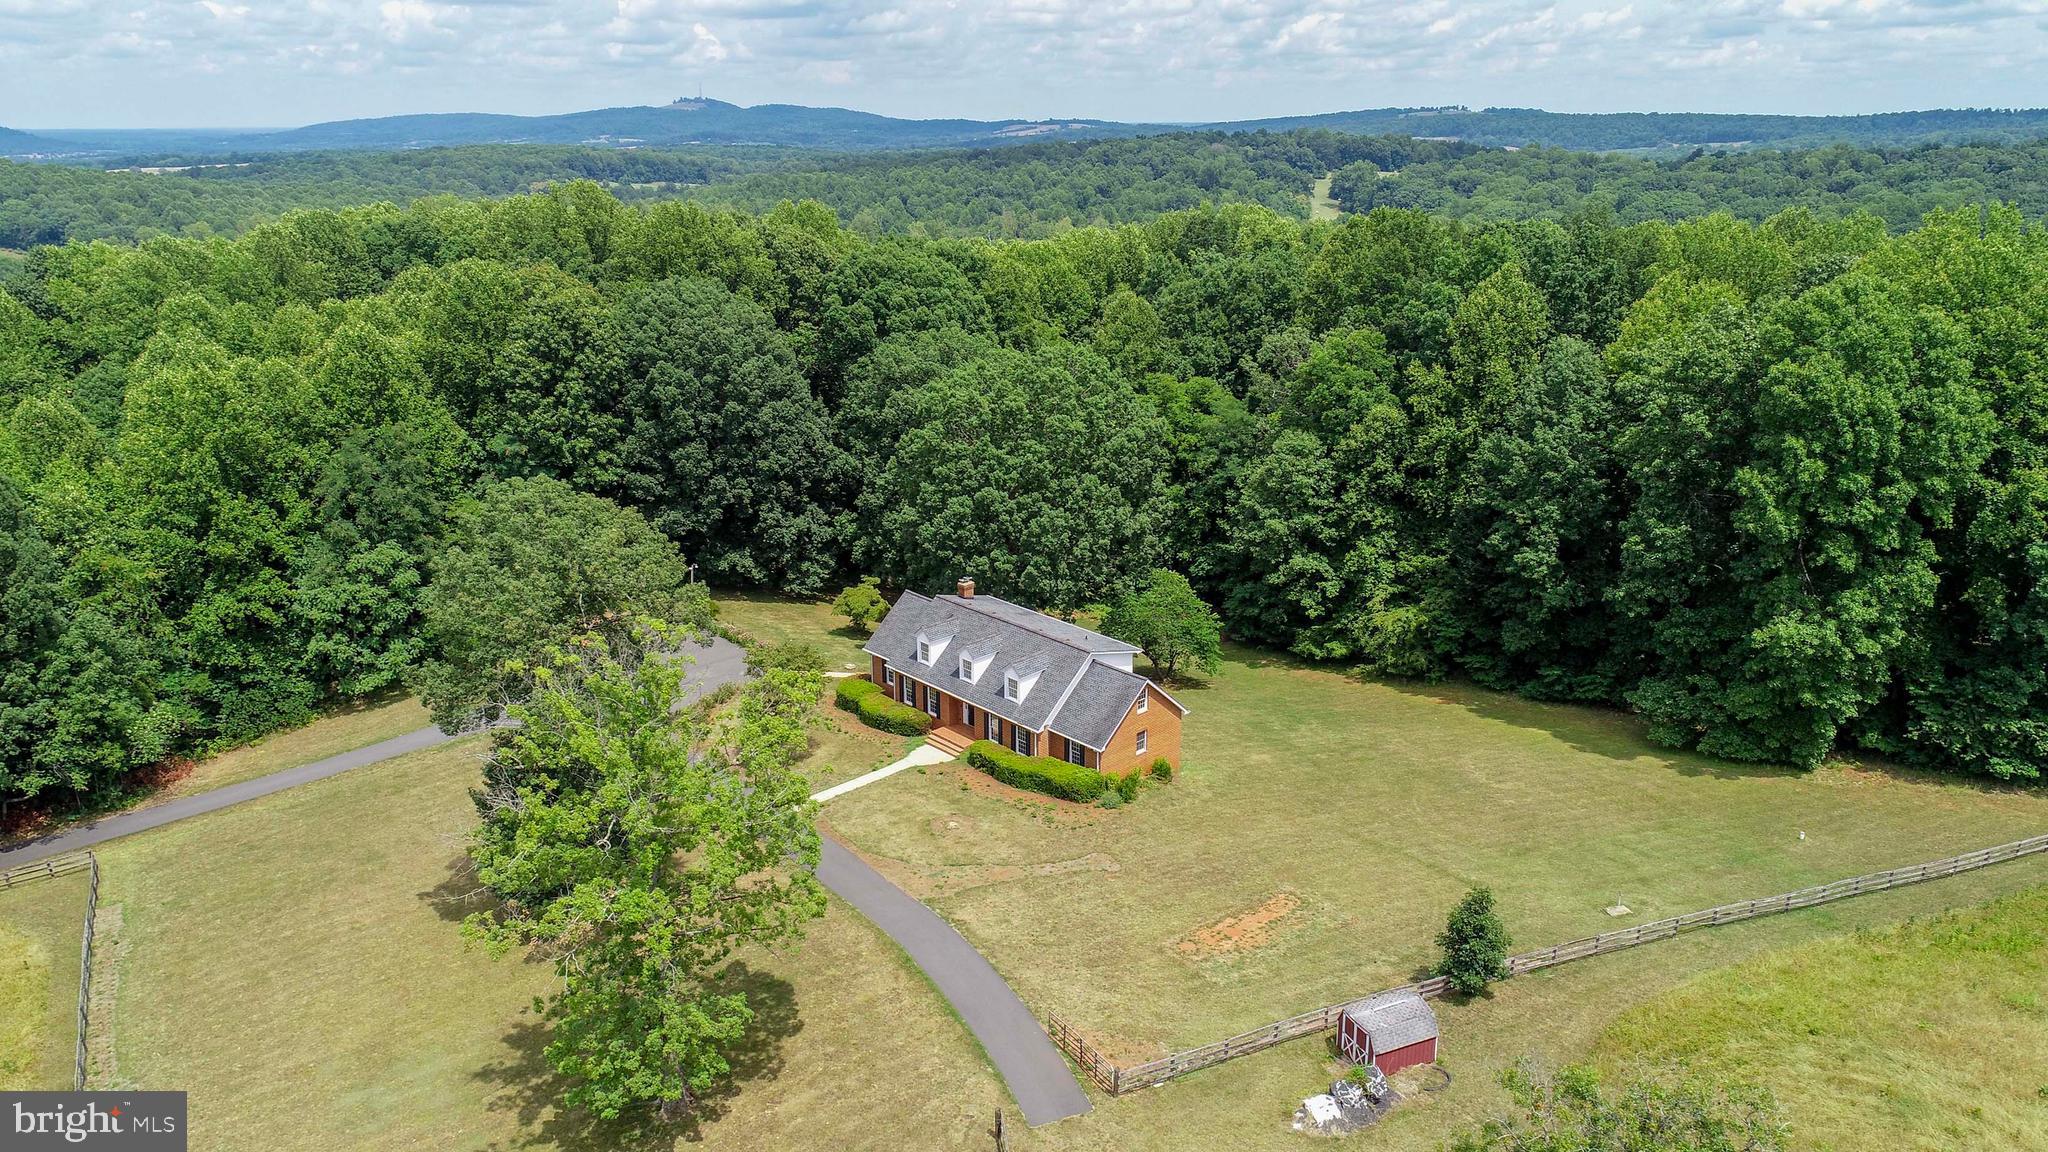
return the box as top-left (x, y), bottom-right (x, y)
top-left (465, 627), bottom-right (824, 1121)
top-left (610, 278), bottom-right (848, 593)
top-left (856, 342), bottom-right (1168, 613)
top-left (1103, 568), bottom-right (1223, 680)
top-left (412, 477), bottom-right (709, 730)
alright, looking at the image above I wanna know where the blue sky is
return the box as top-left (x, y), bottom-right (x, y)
top-left (4, 1), bottom-right (2047, 129)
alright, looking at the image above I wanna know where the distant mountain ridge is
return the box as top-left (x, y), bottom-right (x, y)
top-left (12, 100), bottom-right (2048, 161)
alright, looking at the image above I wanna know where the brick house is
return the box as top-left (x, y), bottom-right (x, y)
top-left (864, 579), bottom-right (1188, 774)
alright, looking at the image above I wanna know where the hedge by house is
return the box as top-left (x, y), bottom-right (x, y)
top-left (964, 740), bottom-right (1112, 803)
top-left (835, 676), bottom-right (932, 736)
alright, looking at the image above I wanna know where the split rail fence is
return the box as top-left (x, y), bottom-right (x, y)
top-left (0, 851), bottom-right (103, 1090)
top-left (1048, 832), bottom-right (2048, 1096)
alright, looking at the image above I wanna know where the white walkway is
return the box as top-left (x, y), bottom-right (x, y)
top-left (810, 742), bottom-right (953, 802)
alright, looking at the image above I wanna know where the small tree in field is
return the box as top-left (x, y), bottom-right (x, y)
top-left (1102, 569), bottom-right (1222, 680)
top-left (464, 622), bottom-right (824, 1122)
top-left (1435, 886), bottom-right (1512, 995)
top-left (831, 576), bottom-right (888, 633)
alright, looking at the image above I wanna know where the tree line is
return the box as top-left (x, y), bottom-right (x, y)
top-left (1334, 138), bottom-right (2048, 231)
top-left (1, 186), bottom-right (2043, 810)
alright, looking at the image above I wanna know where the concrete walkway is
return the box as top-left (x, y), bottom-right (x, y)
top-left (810, 742), bottom-right (953, 802)
top-left (815, 836), bottom-right (1092, 1124)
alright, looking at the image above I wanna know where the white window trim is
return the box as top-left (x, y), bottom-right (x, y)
top-left (884, 667), bottom-right (896, 686)
top-left (926, 690), bottom-right (939, 718)
top-left (1066, 741), bottom-right (1086, 767)
top-left (1136, 694), bottom-right (1149, 714)
top-left (1013, 726), bottom-right (1031, 756)
top-left (986, 713), bottom-right (1000, 741)
top-left (1134, 729), bottom-right (1148, 754)
top-left (1004, 673), bottom-right (1020, 701)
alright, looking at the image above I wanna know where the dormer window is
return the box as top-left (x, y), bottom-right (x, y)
top-left (915, 630), bottom-right (953, 667)
top-left (960, 655), bottom-right (974, 681)
top-left (1002, 664), bottom-right (1042, 702)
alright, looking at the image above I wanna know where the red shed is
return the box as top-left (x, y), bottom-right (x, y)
top-left (1337, 990), bottom-right (1438, 1076)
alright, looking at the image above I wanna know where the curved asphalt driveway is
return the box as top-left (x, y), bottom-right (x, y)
top-left (816, 836), bottom-right (1091, 1124)
top-left (0, 637), bottom-right (749, 870)
top-left (0, 632), bottom-right (1092, 1123)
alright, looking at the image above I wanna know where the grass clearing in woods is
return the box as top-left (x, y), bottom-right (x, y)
top-left (0, 869), bottom-right (91, 1089)
top-left (714, 592), bottom-right (873, 672)
top-left (820, 642), bottom-right (2048, 1055)
top-left (89, 737), bottom-right (1008, 1151)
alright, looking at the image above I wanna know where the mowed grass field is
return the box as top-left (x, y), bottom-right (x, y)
top-left (820, 643), bottom-right (2048, 1055)
top-left (90, 738), bottom-right (1008, 1151)
top-left (0, 868), bottom-right (91, 1089)
top-left (158, 694), bottom-right (431, 804)
top-left (1591, 885), bottom-right (2048, 1152)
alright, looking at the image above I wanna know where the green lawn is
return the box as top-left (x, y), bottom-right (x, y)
top-left (798, 684), bottom-right (917, 793)
top-left (0, 870), bottom-right (90, 1089)
top-left (91, 738), bottom-right (1008, 1151)
top-left (1591, 884), bottom-right (2048, 1152)
top-left (159, 694), bottom-right (432, 803)
top-left (821, 644), bottom-right (2048, 1056)
top-left (714, 592), bottom-right (874, 673)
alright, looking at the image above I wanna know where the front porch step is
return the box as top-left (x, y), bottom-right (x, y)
top-left (926, 726), bottom-right (973, 757)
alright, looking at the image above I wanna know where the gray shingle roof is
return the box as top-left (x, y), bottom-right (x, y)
top-left (1342, 990), bottom-right (1438, 1051)
top-left (865, 591), bottom-right (1179, 742)
top-left (1047, 662), bottom-right (1148, 751)
top-left (866, 592), bottom-right (1089, 731)
top-left (933, 594), bottom-right (1140, 655)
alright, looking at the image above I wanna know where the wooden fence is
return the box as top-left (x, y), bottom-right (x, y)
top-left (0, 852), bottom-right (103, 1090)
top-left (74, 853), bottom-right (102, 1090)
top-left (0, 850), bottom-right (96, 891)
top-left (1048, 832), bottom-right (2048, 1095)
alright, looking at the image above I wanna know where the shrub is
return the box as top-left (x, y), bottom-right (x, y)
top-left (964, 740), bottom-right (1110, 802)
top-left (856, 693), bottom-right (932, 736)
top-left (1098, 789), bottom-right (1124, 809)
top-left (832, 675), bottom-right (930, 735)
top-left (1435, 886), bottom-right (1513, 996)
top-left (1149, 756), bottom-right (1173, 781)
top-left (834, 676), bottom-right (879, 711)
top-left (832, 577), bottom-right (888, 632)
top-left (749, 640), bottom-right (826, 674)
top-left (1114, 770), bottom-right (1140, 803)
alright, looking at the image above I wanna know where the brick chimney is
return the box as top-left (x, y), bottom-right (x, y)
top-left (957, 577), bottom-right (976, 599)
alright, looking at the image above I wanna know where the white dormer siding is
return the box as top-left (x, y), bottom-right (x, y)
top-left (915, 630), bottom-right (953, 666)
top-left (1099, 651), bottom-right (1135, 672)
top-left (1004, 667), bottom-right (1042, 703)
top-left (959, 650), bottom-right (994, 685)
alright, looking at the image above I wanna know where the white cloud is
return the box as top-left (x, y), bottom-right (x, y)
top-left (1, 0), bottom-right (2046, 128)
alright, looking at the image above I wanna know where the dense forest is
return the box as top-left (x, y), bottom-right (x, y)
top-left (0, 187), bottom-right (2043, 811)
top-left (17, 130), bottom-right (2048, 255)
top-left (1334, 139), bottom-right (2048, 230)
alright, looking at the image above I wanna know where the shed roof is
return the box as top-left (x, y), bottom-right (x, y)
top-left (1342, 990), bottom-right (1438, 1051)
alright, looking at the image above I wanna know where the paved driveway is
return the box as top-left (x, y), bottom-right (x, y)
top-left (0, 632), bottom-right (1094, 1125)
top-left (816, 837), bottom-right (1092, 1124)
top-left (0, 636), bottom-right (749, 869)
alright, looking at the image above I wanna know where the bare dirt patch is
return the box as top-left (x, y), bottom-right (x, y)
top-left (1176, 892), bottom-right (1303, 958)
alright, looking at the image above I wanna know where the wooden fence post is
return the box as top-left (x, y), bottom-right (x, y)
top-left (994, 1108), bottom-right (1007, 1152)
